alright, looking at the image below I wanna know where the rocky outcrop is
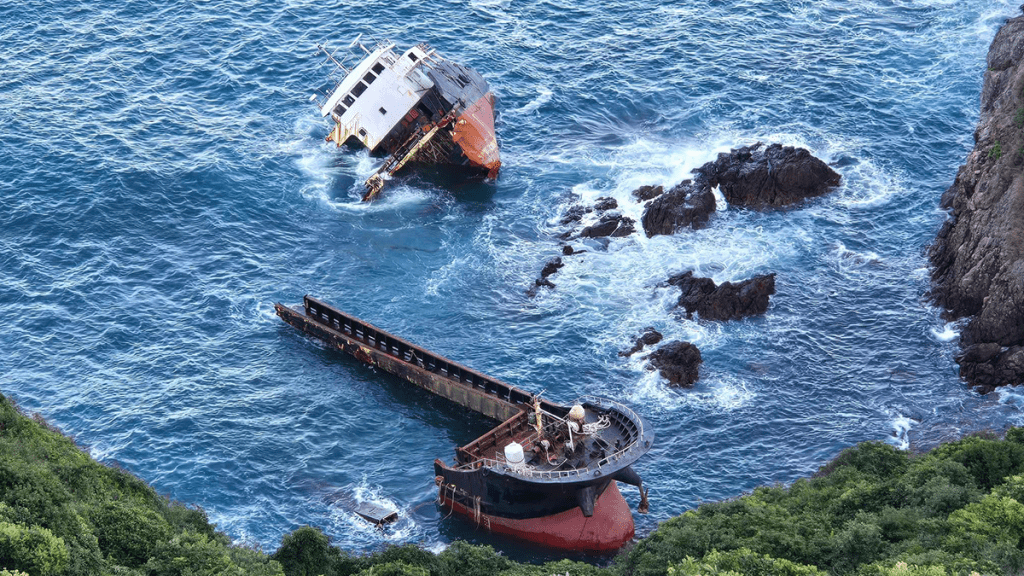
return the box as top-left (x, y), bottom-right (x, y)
top-left (580, 212), bottom-right (636, 238)
top-left (632, 185), bottom-right (664, 202)
top-left (645, 341), bottom-right (702, 387)
top-left (620, 328), bottom-right (664, 357)
top-left (526, 257), bottom-right (564, 298)
top-left (929, 14), bottom-right (1024, 392)
top-left (639, 143), bottom-right (841, 237)
top-left (641, 179), bottom-right (716, 237)
top-left (702, 143), bottom-right (841, 209)
top-left (668, 271), bottom-right (777, 321)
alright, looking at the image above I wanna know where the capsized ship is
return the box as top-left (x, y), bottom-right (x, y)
top-left (275, 296), bottom-right (653, 553)
top-left (313, 38), bottom-right (500, 200)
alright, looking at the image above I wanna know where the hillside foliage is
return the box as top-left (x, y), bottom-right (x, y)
top-left (2, 392), bottom-right (1023, 576)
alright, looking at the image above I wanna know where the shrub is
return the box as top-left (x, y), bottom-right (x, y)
top-left (89, 500), bottom-right (172, 567)
top-left (356, 561), bottom-right (429, 576)
top-left (930, 436), bottom-right (1024, 492)
top-left (438, 541), bottom-right (512, 576)
top-left (498, 558), bottom-right (612, 576)
top-left (227, 545), bottom-right (286, 576)
top-left (0, 520), bottom-right (69, 576)
top-left (364, 544), bottom-right (444, 576)
top-left (271, 526), bottom-right (343, 576)
top-left (666, 548), bottom-right (826, 576)
top-left (144, 530), bottom-right (234, 576)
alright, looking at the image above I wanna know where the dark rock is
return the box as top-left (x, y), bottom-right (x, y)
top-left (540, 257), bottom-right (564, 278)
top-left (526, 277), bottom-right (556, 298)
top-left (929, 15), bottom-right (1024, 391)
top-left (955, 344), bottom-right (1024, 392)
top-left (562, 245), bottom-right (575, 256)
top-left (641, 179), bottom-right (716, 237)
top-left (580, 212), bottom-right (636, 238)
top-left (669, 271), bottom-right (776, 321)
top-left (593, 196), bottom-right (618, 211)
top-left (632, 185), bottom-right (665, 202)
top-left (698, 142), bottom-right (841, 209)
top-left (645, 341), bottom-right (702, 387)
top-left (619, 328), bottom-right (664, 357)
top-left (560, 205), bottom-right (591, 225)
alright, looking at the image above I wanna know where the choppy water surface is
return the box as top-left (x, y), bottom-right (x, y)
top-left (3, 0), bottom-right (1024, 557)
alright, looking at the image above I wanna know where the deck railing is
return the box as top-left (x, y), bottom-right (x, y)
top-left (455, 396), bottom-right (649, 480)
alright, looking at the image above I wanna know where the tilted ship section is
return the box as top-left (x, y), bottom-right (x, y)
top-left (275, 296), bottom-right (653, 553)
top-left (313, 39), bottom-right (500, 200)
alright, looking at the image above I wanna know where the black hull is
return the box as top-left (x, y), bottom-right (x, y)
top-left (275, 296), bottom-right (652, 526)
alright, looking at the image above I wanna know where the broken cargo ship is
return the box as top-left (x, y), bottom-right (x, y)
top-left (275, 296), bottom-right (653, 553)
top-left (313, 39), bottom-right (500, 201)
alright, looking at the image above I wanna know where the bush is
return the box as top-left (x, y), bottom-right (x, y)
top-left (272, 526), bottom-right (344, 576)
top-left (667, 548), bottom-right (826, 576)
top-left (364, 544), bottom-right (444, 576)
top-left (355, 561), bottom-right (429, 576)
top-left (144, 530), bottom-right (234, 576)
top-left (90, 500), bottom-right (172, 567)
top-left (498, 558), bottom-right (612, 576)
top-left (930, 436), bottom-right (1024, 492)
top-left (438, 541), bottom-right (512, 576)
top-left (0, 520), bottom-right (69, 576)
top-left (816, 443), bottom-right (909, 480)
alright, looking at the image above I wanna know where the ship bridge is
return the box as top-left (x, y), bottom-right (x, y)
top-left (318, 40), bottom-right (437, 152)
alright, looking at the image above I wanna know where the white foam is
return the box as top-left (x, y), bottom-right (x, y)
top-left (626, 370), bottom-right (755, 413)
top-left (326, 478), bottom-right (417, 544)
top-left (888, 414), bottom-right (917, 450)
top-left (930, 323), bottom-right (959, 343)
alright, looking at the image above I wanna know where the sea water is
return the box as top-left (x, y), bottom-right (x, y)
top-left (2, 0), bottom-right (1023, 558)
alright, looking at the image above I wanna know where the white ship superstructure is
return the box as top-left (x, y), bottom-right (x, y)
top-left (313, 39), bottom-right (500, 200)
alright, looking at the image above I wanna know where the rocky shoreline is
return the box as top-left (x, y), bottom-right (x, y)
top-left (929, 12), bottom-right (1024, 393)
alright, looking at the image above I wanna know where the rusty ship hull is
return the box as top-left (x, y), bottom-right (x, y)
top-left (274, 296), bottom-right (653, 553)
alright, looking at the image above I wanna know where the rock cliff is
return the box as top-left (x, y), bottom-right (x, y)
top-left (930, 14), bottom-right (1024, 392)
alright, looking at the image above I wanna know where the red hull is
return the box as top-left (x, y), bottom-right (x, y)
top-left (452, 92), bottom-right (501, 178)
top-left (438, 481), bottom-right (634, 554)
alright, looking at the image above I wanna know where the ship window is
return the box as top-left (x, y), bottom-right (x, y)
top-left (333, 103), bottom-right (347, 116)
top-left (352, 81), bottom-right (368, 97)
top-left (358, 128), bottom-right (367, 137)
top-left (363, 72), bottom-right (376, 85)
top-left (408, 52), bottom-right (419, 62)
top-left (379, 107), bottom-right (387, 115)
top-left (372, 62), bottom-right (385, 74)
top-left (342, 94), bottom-right (355, 106)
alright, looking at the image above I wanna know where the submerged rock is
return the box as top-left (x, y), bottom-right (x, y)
top-left (619, 328), bottom-right (664, 357)
top-left (929, 14), bottom-right (1024, 391)
top-left (698, 142), bottom-right (841, 209)
top-left (668, 271), bottom-right (776, 321)
top-left (525, 277), bottom-right (556, 298)
top-left (646, 341), bottom-right (702, 387)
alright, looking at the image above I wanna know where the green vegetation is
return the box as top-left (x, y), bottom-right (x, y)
top-left (989, 140), bottom-right (1003, 160)
top-left (3, 392), bottom-right (1024, 576)
top-left (0, 394), bottom-right (282, 576)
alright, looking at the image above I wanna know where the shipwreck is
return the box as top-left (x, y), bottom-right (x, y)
top-left (275, 296), bottom-right (653, 553)
top-left (313, 38), bottom-right (500, 200)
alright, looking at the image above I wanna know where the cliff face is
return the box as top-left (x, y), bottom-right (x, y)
top-left (930, 14), bottom-right (1024, 393)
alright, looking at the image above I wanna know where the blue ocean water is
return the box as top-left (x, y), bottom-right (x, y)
top-left (3, 0), bottom-right (1024, 558)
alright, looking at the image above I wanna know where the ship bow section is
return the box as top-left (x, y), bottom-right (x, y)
top-left (452, 92), bottom-right (500, 178)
